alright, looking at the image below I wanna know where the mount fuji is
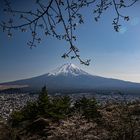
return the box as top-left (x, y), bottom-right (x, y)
top-left (48, 63), bottom-right (89, 76)
top-left (1, 63), bottom-right (140, 93)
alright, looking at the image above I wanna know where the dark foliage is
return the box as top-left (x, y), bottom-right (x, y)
top-left (74, 96), bottom-right (101, 121)
top-left (1, 88), bottom-right (139, 140)
top-left (10, 87), bottom-right (100, 126)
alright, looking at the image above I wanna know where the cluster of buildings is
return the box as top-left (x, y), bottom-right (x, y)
top-left (0, 93), bottom-right (38, 120)
top-left (0, 91), bottom-right (139, 120)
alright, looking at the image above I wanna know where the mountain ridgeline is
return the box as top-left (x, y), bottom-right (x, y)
top-left (1, 63), bottom-right (140, 93)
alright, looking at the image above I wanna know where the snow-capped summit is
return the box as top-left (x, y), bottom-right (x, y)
top-left (48, 63), bottom-right (89, 76)
top-left (1, 63), bottom-right (140, 93)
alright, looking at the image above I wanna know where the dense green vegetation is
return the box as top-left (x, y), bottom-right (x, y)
top-left (10, 86), bottom-right (101, 127)
top-left (0, 87), bottom-right (140, 140)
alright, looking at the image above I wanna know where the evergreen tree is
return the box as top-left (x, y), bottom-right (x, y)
top-left (74, 96), bottom-right (101, 120)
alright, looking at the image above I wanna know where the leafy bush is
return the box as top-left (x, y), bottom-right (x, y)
top-left (74, 96), bottom-right (101, 121)
top-left (22, 101), bottom-right (39, 120)
top-left (10, 111), bottom-right (24, 127)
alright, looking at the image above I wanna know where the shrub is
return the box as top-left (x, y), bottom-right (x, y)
top-left (74, 96), bottom-right (101, 121)
top-left (10, 111), bottom-right (24, 127)
top-left (22, 101), bottom-right (39, 120)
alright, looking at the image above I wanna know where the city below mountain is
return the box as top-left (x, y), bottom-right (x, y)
top-left (1, 63), bottom-right (140, 94)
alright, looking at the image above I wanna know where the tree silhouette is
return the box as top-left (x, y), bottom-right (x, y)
top-left (0, 0), bottom-right (139, 65)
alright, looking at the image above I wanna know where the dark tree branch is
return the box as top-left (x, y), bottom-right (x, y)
top-left (0, 0), bottom-right (139, 65)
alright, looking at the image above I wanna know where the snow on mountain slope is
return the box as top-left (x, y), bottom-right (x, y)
top-left (1, 63), bottom-right (140, 93)
top-left (48, 63), bottom-right (89, 76)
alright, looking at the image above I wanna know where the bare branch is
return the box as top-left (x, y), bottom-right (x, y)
top-left (0, 0), bottom-right (139, 65)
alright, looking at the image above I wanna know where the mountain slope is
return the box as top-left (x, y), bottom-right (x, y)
top-left (1, 63), bottom-right (140, 93)
top-left (48, 63), bottom-right (89, 76)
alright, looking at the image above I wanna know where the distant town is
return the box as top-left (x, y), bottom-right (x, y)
top-left (0, 93), bottom-right (38, 120)
top-left (0, 91), bottom-right (139, 120)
